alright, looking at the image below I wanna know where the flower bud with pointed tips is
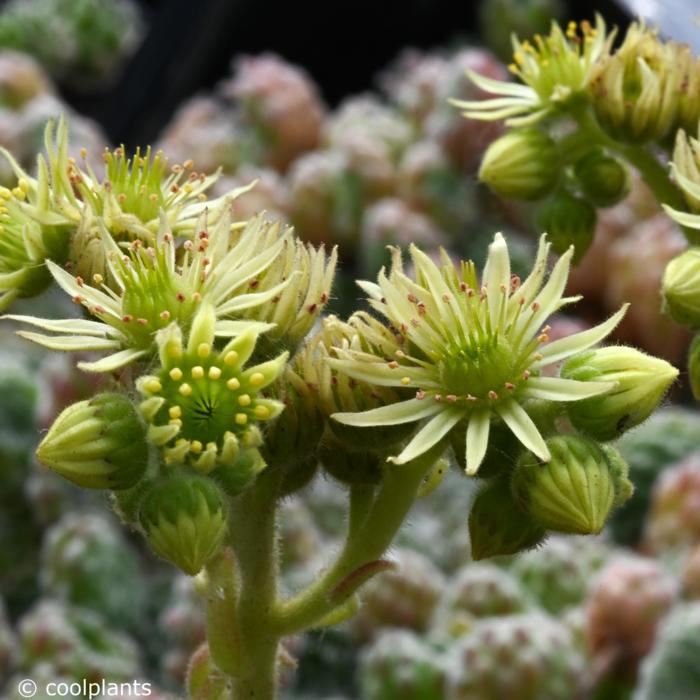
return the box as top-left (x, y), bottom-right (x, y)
top-left (140, 474), bottom-right (228, 575)
top-left (561, 346), bottom-right (678, 441)
top-left (479, 128), bottom-right (560, 201)
top-left (536, 191), bottom-right (596, 263)
top-left (37, 392), bottom-right (148, 490)
top-left (469, 477), bottom-right (546, 560)
top-left (512, 435), bottom-right (625, 535)
top-left (662, 248), bottom-right (700, 328)
top-left (573, 149), bottom-right (631, 208)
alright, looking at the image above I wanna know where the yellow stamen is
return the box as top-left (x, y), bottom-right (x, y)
top-left (227, 377), bottom-right (240, 390)
top-left (179, 383), bottom-right (192, 396)
top-left (254, 405), bottom-right (270, 419)
top-left (169, 406), bottom-right (182, 419)
top-left (145, 379), bottom-right (162, 393)
top-left (208, 366), bottom-right (222, 380)
top-left (191, 366), bottom-right (204, 379)
top-left (169, 368), bottom-right (183, 381)
top-left (191, 440), bottom-right (203, 454)
top-left (249, 372), bottom-right (265, 387)
top-left (238, 394), bottom-right (251, 407)
top-left (197, 343), bottom-right (211, 359)
top-left (224, 351), bottom-right (239, 366)
top-left (235, 413), bottom-right (248, 425)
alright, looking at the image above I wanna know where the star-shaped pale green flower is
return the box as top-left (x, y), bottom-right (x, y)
top-left (452, 16), bottom-right (613, 126)
top-left (331, 233), bottom-right (628, 474)
top-left (6, 211), bottom-right (294, 372)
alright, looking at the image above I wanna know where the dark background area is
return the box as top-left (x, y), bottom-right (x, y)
top-left (47, 0), bottom-right (631, 147)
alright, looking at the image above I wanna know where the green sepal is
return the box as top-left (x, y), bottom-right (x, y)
top-left (468, 477), bottom-right (546, 560)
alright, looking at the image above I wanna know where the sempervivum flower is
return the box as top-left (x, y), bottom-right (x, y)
top-left (0, 182), bottom-right (71, 309)
top-left (332, 233), bottom-right (628, 474)
top-left (6, 212), bottom-right (292, 372)
top-left (3, 118), bottom-right (222, 241)
top-left (137, 302), bottom-right (286, 472)
top-left (452, 16), bottom-right (612, 126)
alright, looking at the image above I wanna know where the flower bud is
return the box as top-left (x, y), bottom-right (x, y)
top-left (36, 393), bottom-right (148, 490)
top-left (561, 347), bottom-right (678, 441)
top-left (140, 474), bottom-right (228, 575)
top-left (662, 248), bottom-right (700, 328)
top-left (512, 435), bottom-right (628, 534)
top-left (589, 23), bottom-right (682, 143)
top-left (468, 477), bottom-right (546, 560)
top-left (536, 191), bottom-right (597, 263)
top-left (478, 128), bottom-right (560, 200)
top-left (573, 149), bottom-right (631, 208)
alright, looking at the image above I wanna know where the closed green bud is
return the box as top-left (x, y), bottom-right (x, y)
top-left (662, 248), bottom-right (700, 328)
top-left (573, 149), bottom-right (631, 207)
top-left (512, 435), bottom-right (628, 534)
top-left (479, 128), bottom-right (560, 201)
top-left (36, 393), bottom-right (148, 490)
top-left (140, 474), bottom-right (228, 575)
top-left (561, 346), bottom-right (678, 440)
top-left (536, 191), bottom-right (597, 263)
top-left (688, 334), bottom-right (700, 401)
top-left (469, 477), bottom-right (546, 560)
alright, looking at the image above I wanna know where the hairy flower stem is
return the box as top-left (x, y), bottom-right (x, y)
top-left (273, 446), bottom-right (444, 636)
top-left (572, 108), bottom-right (695, 242)
top-left (227, 468), bottom-right (283, 700)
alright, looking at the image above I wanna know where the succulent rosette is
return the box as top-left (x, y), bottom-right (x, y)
top-left (331, 232), bottom-right (630, 474)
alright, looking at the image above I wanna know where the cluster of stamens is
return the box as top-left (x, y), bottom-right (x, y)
top-left (138, 338), bottom-right (283, 472)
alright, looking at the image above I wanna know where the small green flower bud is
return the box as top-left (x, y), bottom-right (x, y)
top-left (479, 128), bottom-right (560, 201)
top-left (536, 191), bottom-right (597, 263)
top-left (512, 435), bottom-right (624, 534)
top-left (573, 149), bottom-right (631, 207)
top-left (140, 474), bottom-right (228, 575)
top-left (36, 393), bottom-right (148, 490)
top-left (561, 347), bottom-right (678, 441)
top-left (468, 477), bottom-right (546, 560)
top-left (662, 248), bottom-right (700, 328)
top-left (688, 334), bottom-right (700, 401)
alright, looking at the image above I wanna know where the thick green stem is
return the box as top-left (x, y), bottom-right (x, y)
top-left (272, 447), bottom-right (440, 635)
top-left (226, 468), bottom-right (282, 700)
top-left (572, 108), bottom-right (695, 241)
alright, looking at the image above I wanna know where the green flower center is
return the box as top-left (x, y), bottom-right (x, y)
top-left (149, 347), bottom-right (271, 449)
top-left (439, 335), bottom-right (527, 402)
